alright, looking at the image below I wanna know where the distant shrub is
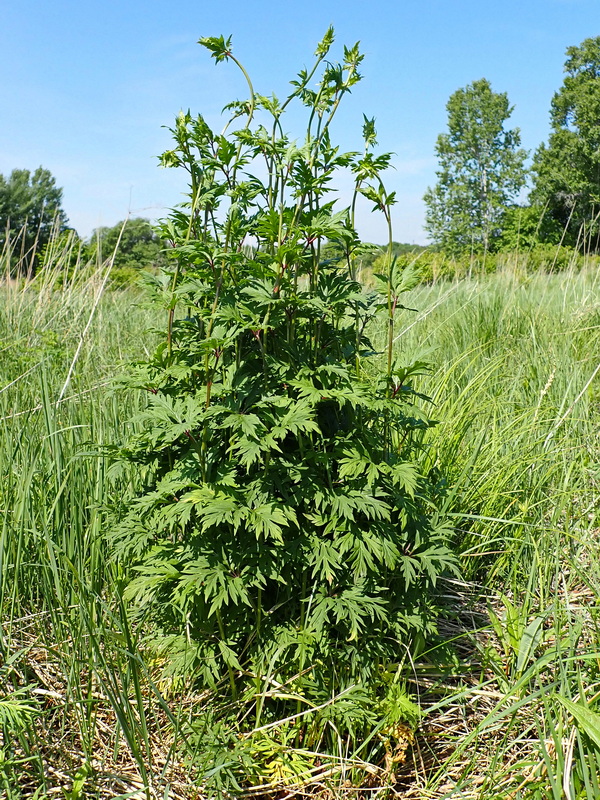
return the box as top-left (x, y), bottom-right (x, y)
top-left (497, 204), bottom-right (564, 251)
top-left (496, 243), bottom-right (581, 273)
top-left (87, 217), bottom-right (166, 285)
top-left (375, 242), bottom-right (585, 286)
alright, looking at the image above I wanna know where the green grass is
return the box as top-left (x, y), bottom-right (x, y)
top-left (1, 249), bottom-right (600, 797)
top-left (0, 259), bottom-right (175, 797)
top-left (394, 262), bottom-right (600, 798)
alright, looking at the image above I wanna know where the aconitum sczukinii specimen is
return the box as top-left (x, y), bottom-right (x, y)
top-left (112, 29), bottom-right (457, 789)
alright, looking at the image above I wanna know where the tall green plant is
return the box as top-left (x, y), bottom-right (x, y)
top-left (113, 30), bottom-right (456, 773)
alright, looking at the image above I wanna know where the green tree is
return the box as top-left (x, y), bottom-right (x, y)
top-left (531, 37), bottom-right (600, 249)
top-left (88, 217), bottom-right (167, 284)
top-left (497, 204), bottom-right (563, 251)
top-left (0, 167), bottom-right (68, 273)
top-left (424, 79), bottom-right (527, 255)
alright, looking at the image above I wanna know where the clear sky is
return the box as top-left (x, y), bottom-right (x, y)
top-left (0, 0), bottom-right (598, 244)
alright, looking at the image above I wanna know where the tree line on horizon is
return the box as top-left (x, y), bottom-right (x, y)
top-left (0, 168), bottom-right (166, 280)
top-left (0, 168), bottom-right (165, 280)
top-left (1, 34), bottom-right (600, 279)
top-left (424, 35), bottom-right (600, 256)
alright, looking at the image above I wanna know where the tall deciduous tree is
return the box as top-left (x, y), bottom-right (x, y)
top-left (424, 79), bottom-right (527, 254)
top-left (531, 37), bottom-right (600, 249)
top-left (0, 167), bottom-right (68, 272)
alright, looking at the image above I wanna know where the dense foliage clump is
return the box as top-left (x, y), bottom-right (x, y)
top-left (0, 166), bottom-right (68, 274)
top-left (113, 30), bottom-right (457, 786)
top-left (87, 217), bottom-right (167, 285)
top-left (531, 36), bottom-right (600, 249)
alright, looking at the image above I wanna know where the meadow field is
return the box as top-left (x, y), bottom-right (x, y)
top-left (0, 246), bottom-right (599, 799)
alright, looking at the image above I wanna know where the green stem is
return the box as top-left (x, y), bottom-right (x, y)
top-left (256, 586), bottom-right (262, 638)
top-left (216, 609), bottom-right (237, 700)
top-left (295, 570), bottom-right (308, 729)
top-left (385, 204), bottom-right (394, 380)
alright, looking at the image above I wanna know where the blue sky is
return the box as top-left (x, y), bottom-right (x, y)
top-left (0, 0), bottom-right (597, 244)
